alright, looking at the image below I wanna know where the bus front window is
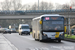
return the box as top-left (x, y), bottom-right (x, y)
top-left (43, 21), bottom-right (64, 31)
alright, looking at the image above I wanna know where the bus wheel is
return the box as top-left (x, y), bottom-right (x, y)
top-left (39, 35), bottom-right (43, 42)
top-left (19, 33), bottom-right (20, 35)
top-left (34, 34), bottom-right (39, 41)
top-left (58, 40), bottom-right (61, 43)
top-left (34, 34), bottom-right (36, 40)
top-left (9, 33), bottom-right (11, 34)
top-left (21, 33), bottom-right (22, 35)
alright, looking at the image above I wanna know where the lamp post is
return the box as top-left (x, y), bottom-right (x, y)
top-left (38, 0), bottom-right (39, 10)
top-left (67, 6), bottom-right (72, 37)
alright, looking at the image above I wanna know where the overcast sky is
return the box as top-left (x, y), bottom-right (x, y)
top-left (0, 0), bottom-right (70, 5)
top-left (21, 0), bottom-right (70, 5)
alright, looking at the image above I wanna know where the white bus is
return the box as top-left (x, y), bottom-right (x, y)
top-left (32, 14), bottom-right (65, 42)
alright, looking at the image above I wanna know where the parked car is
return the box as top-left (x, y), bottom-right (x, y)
top-left (10, 28), bottom-right (16, 33)
top-left (0, 28), bottom-right (4, 33)
top-left (3, 28), bottom-right (11, 34)
top-left (71, 28), bottom-right (75, 35)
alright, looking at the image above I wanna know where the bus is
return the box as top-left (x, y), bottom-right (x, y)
top-left (32, 14), bottom-right (65, 42)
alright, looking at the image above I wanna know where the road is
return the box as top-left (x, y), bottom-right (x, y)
top-left (2, 33), bottom-right (75, 50)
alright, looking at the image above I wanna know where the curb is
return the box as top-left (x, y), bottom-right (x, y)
top-left (63, 38), bottom-right (75, 42)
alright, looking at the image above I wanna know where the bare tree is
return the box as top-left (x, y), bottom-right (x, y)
top-left (39, 1), bottom-right (53, 10)
top-left (55, 3), bottom-right (62, 10)
top-left (1, 0), bottom-right (11, 11)
top-left (11, 0), bottom-right (22, 11)
top-left (39, 1), bottom-right (48, 10)
top-left (0, 0), bottom-right (23, 11)
top-left (71, 0), bottom-right (75, 6)
top-left (48, 2), bottom-right (54, 10)
top-left (31, 3), bottom-right (37, 10)
top-left (61, 4), bottom-right (70, 10)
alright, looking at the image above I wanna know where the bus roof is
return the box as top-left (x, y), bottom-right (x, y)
top-left (33, 14), bottom-right (63, 20)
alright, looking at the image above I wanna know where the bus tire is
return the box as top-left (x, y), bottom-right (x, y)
top-left (21, 33), bottom-right (22, 35)
top-left (34, 34), bottom-right (36, 40)
top-left (34, 34), bottom-right (39, 41)
top-left (39, 34), bottom-right (43, 42)
top-left (28, 33), bottom-right (30, 35)
top-left (58, 40), bottom-right (61, 43)
top-left (9, 33), bottom-right (11, 34)
top-left (19, 33), bottom-right (20, 35)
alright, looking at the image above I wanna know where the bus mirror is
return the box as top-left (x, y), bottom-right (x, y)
top-left (39, 20), bottom-right (42, 24)
top-left (64, 26), bottom-right (66, 33)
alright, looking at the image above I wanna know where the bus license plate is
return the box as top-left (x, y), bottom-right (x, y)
top-left (51, 37), bottom-right (55, 39)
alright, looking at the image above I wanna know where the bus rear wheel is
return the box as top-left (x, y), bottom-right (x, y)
top-left (39, 35), bottom-right (43, 42)
top-left (34, 34), bottom-right (39, 41)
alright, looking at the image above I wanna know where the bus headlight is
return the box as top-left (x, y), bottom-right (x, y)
top-left (60, 34), bottom-right (63, 36)
top-left (43, 34), bottom-right (47, 36)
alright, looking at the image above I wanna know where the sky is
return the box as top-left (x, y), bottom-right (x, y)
top-left (0, 0), bottom-right (71, 5)
top-left (21, 0), bottom-right (71, 5)
top-left (0, 0), bottom-right (71, 10)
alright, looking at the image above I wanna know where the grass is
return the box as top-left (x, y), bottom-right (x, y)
top-left (65, 34), bottom-right (75, 39)
top-left (30, 32), bottom-right (32, 34)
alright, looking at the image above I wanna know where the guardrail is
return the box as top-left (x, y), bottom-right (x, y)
top-left (0, 9), bottom-right (75, 14)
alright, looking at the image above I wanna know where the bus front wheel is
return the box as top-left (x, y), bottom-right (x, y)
top-left (58, 40), bottom-right (61, 43)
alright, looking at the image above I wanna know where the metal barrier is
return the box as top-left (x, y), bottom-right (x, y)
top-left (0, 9), bottom-right (75, 14)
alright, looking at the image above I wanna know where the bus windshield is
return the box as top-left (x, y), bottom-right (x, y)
top-left (43, 21), bottom-right (64, 31)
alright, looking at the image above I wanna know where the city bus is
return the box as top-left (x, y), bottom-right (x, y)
top-left (32, 14), bottom-right (65, 42)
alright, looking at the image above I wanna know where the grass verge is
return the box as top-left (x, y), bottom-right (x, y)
top-left (65, 34), bottom-right (75, 39)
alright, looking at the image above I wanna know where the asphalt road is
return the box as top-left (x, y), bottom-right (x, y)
top-left (2, 33), bottom-right (75, 50)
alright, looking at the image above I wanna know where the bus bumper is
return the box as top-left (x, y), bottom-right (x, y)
top-left (42, 35), bottom-right (64, 40)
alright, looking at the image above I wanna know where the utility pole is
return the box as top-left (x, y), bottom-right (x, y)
top-left (67, 6), bottom-right (72, 37)
top-left (38, 0), bottom-right (39, 10)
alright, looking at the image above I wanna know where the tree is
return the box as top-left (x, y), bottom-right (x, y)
top-left (0, 0), bottom-right (23, 11)
top-left (11, 0), bottom-right (22, 11)
top-left (48, 2), bottom-right (54, 10)
top-left (71, 0), bottom-right (75, 6)
top-left (61, 4), bottom-right (70, 10)
top-left (39, 1), bottom-right (48, 10)
top-left (1, 0), bottom-right (12, 11)
top-left (39, 1), bottom-right (53, 10)
top-left (31, 3), bottom-right (37, 10)
top-left (55, 3), bottom-right (62, 10)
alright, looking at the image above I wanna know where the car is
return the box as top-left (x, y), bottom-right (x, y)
top-left (3, 28), bottom-right (11, 34)
top-left (19, 24), bottom-right (30, 35)
top-left (10, 28), bottom-right (16, 33)
top-left (71, 28), bottom-right (75, 35)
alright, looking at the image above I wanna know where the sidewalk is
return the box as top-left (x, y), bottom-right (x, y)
top-left (0, 34), bottom-right (18, 50)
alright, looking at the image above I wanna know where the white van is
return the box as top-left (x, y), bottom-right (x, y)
top-left (19, 24), bottom-right (30, 35)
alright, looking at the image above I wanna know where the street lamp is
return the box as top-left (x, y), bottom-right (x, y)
top-left (67, 6), bottom-right (72, 37)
